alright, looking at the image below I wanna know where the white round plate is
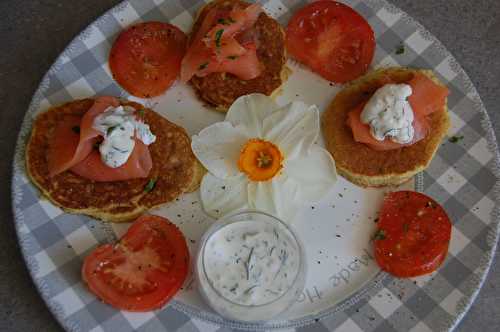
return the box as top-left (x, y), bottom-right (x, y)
top-left (12, 1), bottom-right (500, 331)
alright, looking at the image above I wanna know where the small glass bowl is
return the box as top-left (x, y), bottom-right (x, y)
top-left (195, 210), bottom-right (307, 322)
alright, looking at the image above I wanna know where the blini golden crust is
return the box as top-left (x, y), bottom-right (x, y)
top-left (188, 0), bottom-right (289, 112)
top-left (321, 67), bottom-right (450, 187)
top-left (26, 98), bottom-right (204, 223)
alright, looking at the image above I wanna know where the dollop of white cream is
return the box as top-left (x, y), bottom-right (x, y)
top-left (93, 106), bottom-right (156, 168)
top-left (360, 84), bottom-right (414, 144)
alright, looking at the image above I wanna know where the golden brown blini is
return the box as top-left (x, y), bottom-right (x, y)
top-left (321, 67), bottom-right (449, 187)
top-left (26, 98), bottom-right (204, 222)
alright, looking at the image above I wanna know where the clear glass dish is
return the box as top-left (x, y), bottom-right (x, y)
top-left (195, 210), bottom-right (307, 322)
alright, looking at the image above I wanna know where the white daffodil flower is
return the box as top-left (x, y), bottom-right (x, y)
top-left (192, 93), bottom-right (337, 222)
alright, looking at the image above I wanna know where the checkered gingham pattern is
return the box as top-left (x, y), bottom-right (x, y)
top-left (11, 0), bottom-right (500, 331)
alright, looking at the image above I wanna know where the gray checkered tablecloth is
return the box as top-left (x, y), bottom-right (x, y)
top-left (11, 0), bottom-right (500, 331)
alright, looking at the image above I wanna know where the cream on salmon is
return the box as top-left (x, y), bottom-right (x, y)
top-left (47, 96), bottom-right (154, 182)
top-left (346, 73), bottom-right (449, 151)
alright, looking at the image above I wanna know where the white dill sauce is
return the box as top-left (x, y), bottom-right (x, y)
top-left (203, 221), bottom-right (299, 306)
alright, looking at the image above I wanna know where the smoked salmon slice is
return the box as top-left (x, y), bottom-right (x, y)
top-left (195, 42), bottom-right (263, 80)
top-left (180, 3), bottom-right (263, 82)
top-left (347, 73), bottom-right (448, 151)
top-left (47, 115), bottom-right (95, 177)
top-left (47, 96), bottom-right (153, 182)
top-left (408, 74), bottom-right (449, 116)
top-left (347, 103), bottom-right (428, 151)
top-left (70, 140), bottom-right (152, 182)
top-left (48, 96), bottom-right (119, 176)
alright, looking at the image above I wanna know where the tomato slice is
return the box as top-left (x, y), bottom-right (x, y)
top-left (374, 191), bottom-right (452, 278)
top-left (109, 22), bottom-right (187, 98)
top-left (286, 0), bottom-right (375, 83)
top-left (82, 215), bottom-right (189, 311)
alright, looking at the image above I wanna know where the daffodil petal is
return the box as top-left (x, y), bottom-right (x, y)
top-left (247, 176), bottom-right (301, 222)
top-left (263, 101), bottom-right (319, 160)
top-left (226, 93), bottom-right (279, 138)
top-left (192, 122), bottom-right (248, 179)
top-left (285, 146), bottom-right (337, 204)
top-left (200, 173), bottom-right (249, 218)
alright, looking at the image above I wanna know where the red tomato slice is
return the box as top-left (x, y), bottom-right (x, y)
top-left (109, 22), bottom-right (187, 98)
top-left (82, 215), bottom-right (189, 311)
top-left (286, 0), bottom-right (375, 83)
top-left (374, 191), bottom-right (452, 278)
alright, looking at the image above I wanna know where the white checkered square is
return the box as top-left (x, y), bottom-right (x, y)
top-left (82, 26), bottom-right (108, 50)
top-left (66, 226), bottom-right (99, 255)
top-left (53, 287), bottom-right (86, 316)
top-left (368, 288), bottom-right (403, 318)
top-left (374, 54), bottom-right (399, 69)
top-left (336, 318), bottom-right (364, 332)
top-left (439, 288), bottom-right (464, 315)
top-left (263, 0), bottom-right (289, 19)
top-left (409, 321), bottom-right (433, 332)
top-left (468, 137), bottom-right (494, 165)
top-left (122, 311), bottom-right (155, 329)
top-left (170, 11), bottom-right (194, 34)
top-left (39, 200), bottom-right (63, 219)
top-left (405, 31), bottom-right (433, 54)
top-left (112, 2), bottom-right (142, 28)
top-left (436, 167), bottom-right (467, 194)
top-left (32, 98), bottom-right (52, 118)
top-left (34, 250), bottom-right (57, 278)
top-left (435, 56), bottom-right (458, 82)
top-left (449, 227), bottom-right (471, 256)
top-left (448, 109), bottom-right (467, 136)
top-left (471, 195), bottom-right (495, 221)
top-left (375, 7), bottom-right (401, 27)
top-left (66, 77), bottom-right (95, 99)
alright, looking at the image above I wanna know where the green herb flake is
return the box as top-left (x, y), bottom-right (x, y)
top-left (137, 109), bottom-right (145, 117)
top-left (395, 44), bottom-right (405, 55)
top-left (93, 141), bottom-right (101, 150)
top-left (198, 62), bottom-right (208, 70)
top-left (403, 223), bottom-right (409, 233)
top-left (228, 17), bottom-right (236, 23)
top-left (214, 29), bottom-right (224, 48)
top-left (449, 135), bottom-right (464, 143)
top-left (72, 126), bottom-right (80, 134)
top-left (372, 229), bottom-right (386, 241)
top-left (144, 178), bottom-right (157, 193)
top-left (106, 126), bottom-right (118, 137)
top-left (227, 55), bottom-right (238, 60)
top-left (217, 18), bottom-right (231, 25)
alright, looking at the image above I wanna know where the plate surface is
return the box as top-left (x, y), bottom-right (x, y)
top-left (12, 0), bottom-right (500, 331)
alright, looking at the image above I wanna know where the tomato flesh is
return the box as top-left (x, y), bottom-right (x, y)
top-left (286, 0), bottom-right (375, 83)
top-left (82, 215), bottom-right (189, 311)
top-left (109, 22), bottom-right (187, 98)
top-left (374, 191), bottom-right (452, 278)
